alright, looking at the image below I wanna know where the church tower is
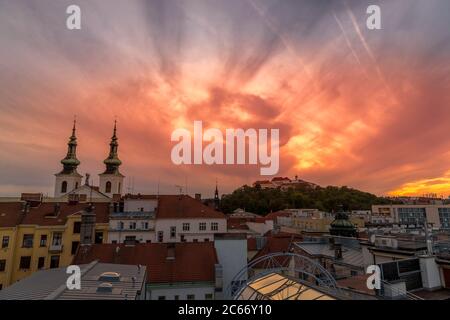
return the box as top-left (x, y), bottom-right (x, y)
top-left (54, 120), bottom-right (82, 197)
top-left (99, 121), bottom-right (124, 197)
top-left (214, 180), bottom-right (220, 210)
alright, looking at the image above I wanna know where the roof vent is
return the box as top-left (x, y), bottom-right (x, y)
top-left (96, 282), bottom-right (113, 293)
top-left (98, 272), bottom-right (121, 282)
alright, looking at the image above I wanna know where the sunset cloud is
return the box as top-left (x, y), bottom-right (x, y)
top-left (0, 0), bottom-right (449, 197)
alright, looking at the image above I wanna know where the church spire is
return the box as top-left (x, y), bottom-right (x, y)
top-left (59, 118), bottom-right (80, 174)
top-left (103, 120), bottom-right (122, 174)
top-left (214, 179), bottom-right (220, 210)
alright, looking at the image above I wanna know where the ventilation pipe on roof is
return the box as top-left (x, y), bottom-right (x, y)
top-left (53, 202), bottom-right (61, 216)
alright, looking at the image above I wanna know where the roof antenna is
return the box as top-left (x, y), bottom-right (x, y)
top-left (157, 178), bottom-right (160, 198)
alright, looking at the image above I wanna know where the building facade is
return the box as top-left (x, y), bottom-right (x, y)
top-left (372, 204), bottom-right (450, 229)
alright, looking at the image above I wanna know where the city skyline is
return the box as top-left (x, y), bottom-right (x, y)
top-left (1, 0), bottom-right (450, 197)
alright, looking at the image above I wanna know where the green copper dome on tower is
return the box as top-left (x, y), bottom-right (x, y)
top-left (103, 120), bottom-right (122, 175)
top-left (59, 119), bottom-right (81, 174)
top-left (329, 206), bottom-right (357, 237)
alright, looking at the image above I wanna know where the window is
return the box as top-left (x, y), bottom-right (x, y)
top-left (170, 226), bottom-right (176, 238)
top-left (129, 222), bottom-right (136, 230)
top-left (204, 238), bottom-right (209, 242)
top-left (118, 183), bottom-right (121, 194)
top-left (22, 234), bottom-right (33, 248)
top-left (95, 231), bottom-right (103, 244)
top-left (40, 234), bottom-right (47, 247)
top-left (0, 260), bottom-right (6, 272)
top-left (50, 255), bottom-right (60, 269)
top-left (1, 236), bottom-right (9, 248)
top-left (199, 222), bottom-right (206, 231)
top-left (118, 221), bottom-right (124, 230)
top-left (158, 296), bottom-right (166, 300)
top-left (19, 256), bottom-right (31, 269)
top-left (193, 239), bottom-right (198, 243)
top-left (124, 236), bottom-right (136, 245)
top-left (439, 208), bottom-right (450, 229)
top-left (211, 222), bottom-right (219, 231)
top-left (71, 241), bottom-right (79, 255)
top-left (174, 295), bottom-right (179, 300)
top-left (37, 257), bottom-right (45, 269)
top-left (105, 181), bottom-right (112, 193)
top-left (146, 240), bottom-right (152, 243)
top-left (52, 232), bottom-right (62, 246)
top-left (61, 181), bottom-right (67, 193)
top-left (180, 235), bottom-right (186, 242)
top-left (73, 221), bottom-right (81, 234)
top-left (0, 284), bottom-right (2, 290)
top-left (398, 208), bottom-right (426, 225)
top-left (205, 293), bottom-right (213, 300)
top-left (75, 182), bottom-right (79, 189)
top-left (187, 294), bottom-right (195, 300)
top-left (142, 222), bottom-right (149, 230)
top-left (112, 240), bottom-right (117, 244)
top-left (158, 231), bottom-right (164, 243)
top-left (182, 223), bottom-right (190, 231)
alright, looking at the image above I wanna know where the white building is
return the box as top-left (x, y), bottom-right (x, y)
top-left (107, 194), bottom-right (227, 244)
top-left (214, 233), bottom-right (248, 299)
top-left (108, 195), bottom-right (157, 244)
top-left (154, 195), bottom-right (227, 243)
top-left (372, 204), bottom-right (450, 229)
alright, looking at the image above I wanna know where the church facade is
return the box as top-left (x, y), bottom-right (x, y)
top-left (54, 120), bottom-right (124, 199)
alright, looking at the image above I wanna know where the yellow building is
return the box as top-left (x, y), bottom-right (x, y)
top-left (0, 200), bottom-right (110, 289)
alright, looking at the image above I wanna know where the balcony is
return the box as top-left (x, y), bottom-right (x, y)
top-left (48, 244), bottom-right (63, 253)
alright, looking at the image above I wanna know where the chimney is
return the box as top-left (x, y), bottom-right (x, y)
top-left (329, 237), bottom-right (335, 250)
top-left (21, 202), bottom-right (30, 214)
top-left (334, 243), bottom-right (343, 260)
top-left (166, 243), bottom-right (176, 260)
top-left (195, 193), bottom-right (202, 201)
top-left (80, 204), bottom-right (96, 245)
top-left (53, 202), bottom-right (61, 216)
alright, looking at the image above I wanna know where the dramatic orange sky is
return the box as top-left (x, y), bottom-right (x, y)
top-left (0, 0), bottom-right (449, 198)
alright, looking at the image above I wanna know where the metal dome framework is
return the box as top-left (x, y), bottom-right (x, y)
top-left (227, 252), bottom-right (340, 300)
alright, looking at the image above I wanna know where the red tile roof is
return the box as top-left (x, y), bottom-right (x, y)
top-left (337, 275), bottom-right (375, 295)
top-left (73, 242), bottom-right (218, 284)
top-left (0, 201), bottom-right (110, 227)
top-left (247, 238), bottom-right (258, 251)
top-left (250, 233), bottom-right (302, 268)
top-left (265, 210), bottom-right (291, 220)
top-left (0, 202), bottom-right (24, 227)
top-left (271, 177), bottom-right (291, 182)
top-left (227, 220), bottom-right (249, 230)
top-left (156, 195), bottom-right (226, 219)
top-left (123, 194), bottom-right (159, 200)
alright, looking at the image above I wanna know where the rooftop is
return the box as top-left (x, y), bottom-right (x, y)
top-left (0, 261), bottom-right (146, 300)
top-left (236, 273), bottom-right (336, 300)
top-left (156, 195), bottom-right (226, 220)
top-left (0, 201), bottom-right (110, 227)
top-left (73, 242), bottom-right (218, 284)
